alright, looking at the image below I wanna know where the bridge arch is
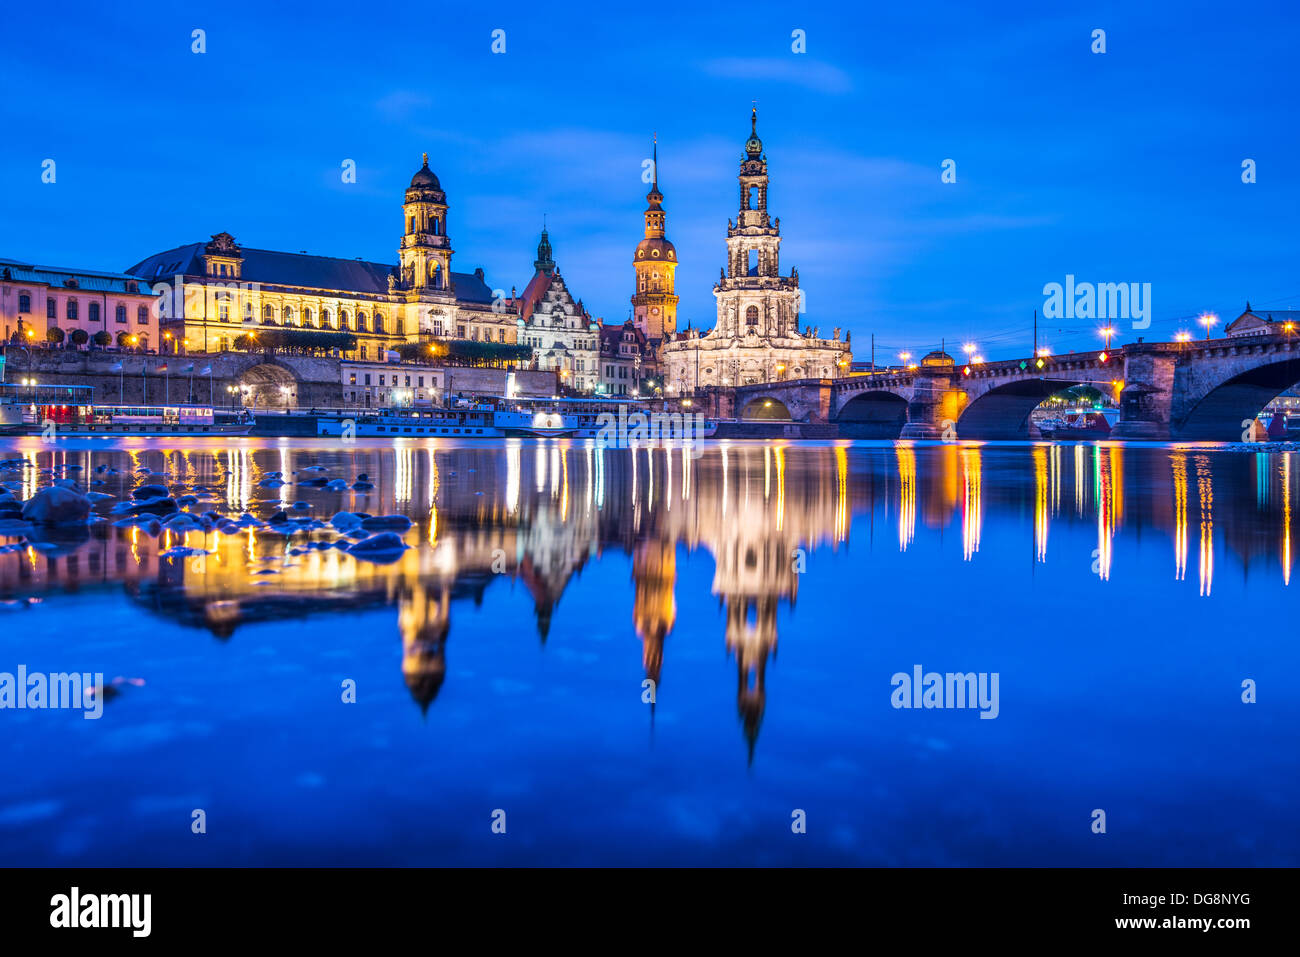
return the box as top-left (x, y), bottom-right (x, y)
top-left (1175, 354), bottom-right (1300, 440)
top-left (739, 396), bottom-right (793, 420)
top-left (836, 390), bottom-right (909, 438)
top-left (957, 378), bottom-right (1101, 439)
top-left (238, 362), bottom-right (299, 409)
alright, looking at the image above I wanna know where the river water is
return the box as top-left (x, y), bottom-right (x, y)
top-left (0, 437), bottom-right (1295, 865)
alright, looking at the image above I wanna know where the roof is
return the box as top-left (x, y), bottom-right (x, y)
top-left (126, 243), bottom-right (497, 305)
top-left (599, 320), bottom-right (647, 356)
top-left (0, 257), bottom-right (149, 294)
top-left (516, 269), bottom-right (553, 322)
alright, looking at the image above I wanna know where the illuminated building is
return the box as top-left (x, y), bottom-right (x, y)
top-left (124, 156), bottom-right (516, 359)
top-left (0, 259), bottom-right (158, 349)
top-left (630, 138), bottom-right (679, 348)
top-left (661, 109), bottom-right (852, 392)
top-left (515, 230), bottom-right (601, 393)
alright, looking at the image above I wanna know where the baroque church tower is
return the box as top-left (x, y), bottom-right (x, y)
top-left (398, 154), bottom-right (453, 295)
top-left (716, 108), bottom-right (801, 339)
top-left (631, 138), bottom-right (679, 346)
top-left (660, 109), bottom-right (851, 391)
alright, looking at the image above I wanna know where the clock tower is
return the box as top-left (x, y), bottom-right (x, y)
top-left (631, 137), bottom-right (679, 346)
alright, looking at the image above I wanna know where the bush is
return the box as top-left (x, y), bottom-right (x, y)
top-left (116, 332), bottom-right (131, 348)
top-left (92, 330), bottom-right (112, 347)
top-left (69, 329), bottom-right (89, 346)
top-left (236, 328), bottom-right (356, 355)
top-left (233, 334), bottom-right (256, 351)
top-left (46, 327), bottom-right (65, 344)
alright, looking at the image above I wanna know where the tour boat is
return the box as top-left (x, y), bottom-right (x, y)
top-left (0, 384), bottom-right (253, 436)
top-left (309, 397), bottom-right (716, 441)
top-left (1038, 410), bottom-right (1116, 440)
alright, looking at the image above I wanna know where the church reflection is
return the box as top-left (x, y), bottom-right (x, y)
top-left (2, 438), bottom-right (1299, 759)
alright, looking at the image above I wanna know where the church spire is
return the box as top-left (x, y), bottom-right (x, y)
top-left (534, 224), bottom-right (555, 275)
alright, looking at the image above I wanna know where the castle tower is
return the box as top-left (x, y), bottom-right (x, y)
top-left (631, 137), bottom-right (679, 344)
top-left (398, 154), bottom-right (453, 292)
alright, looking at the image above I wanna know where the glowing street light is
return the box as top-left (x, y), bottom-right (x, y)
top-left (1199, 312), bottom-right (1218, 340)
top-left (1036, 347), bottom-right (1052, 358)
top-left (1099, 326), bottom-right (1116, 351)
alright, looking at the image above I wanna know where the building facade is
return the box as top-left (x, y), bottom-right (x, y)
top-left (515, 230), bottom-right (600, 393)
top-left (630, 139), bottom-right (679, 350)
top-left (599, 319), bottom-right (650, 395)
top-left (660, 110), bottom-right (851, 393)
top-left (1, 258), bottom-right (158, 350)
top-left (125, 156), bottom-right (516, 360)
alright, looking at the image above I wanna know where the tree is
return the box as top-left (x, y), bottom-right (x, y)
top-left (46, 327), bottom-right (65, 345)
top-left (69, 328), bottom-right (89, 346)
top-left (233, 334), bottom-right (256, 351)
top-left (92, 330), bottom-right (112, 347)
top-left (116, 331), bottom-right (131, 348)
top-left (399, 339), bottom-right (533, 367)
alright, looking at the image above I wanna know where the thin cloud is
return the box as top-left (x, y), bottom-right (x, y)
top-left (701, 57), bottom-right (852, 94)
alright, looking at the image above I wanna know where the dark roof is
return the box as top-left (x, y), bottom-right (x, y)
top-left (0, 257), bottom-right (147, 293)
top-left (1238, 308), bottom-right (1300, 323)
top-left (126, 243), bottom-right (496, 305)
top-left (599, 320), bottom-right (647, 356)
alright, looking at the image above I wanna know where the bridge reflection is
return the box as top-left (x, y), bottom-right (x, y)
top-left (1, 439), bottom-right (1296, 758)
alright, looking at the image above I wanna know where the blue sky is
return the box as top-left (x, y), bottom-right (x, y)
top-left (2, 0), bottom-right (1297, 360)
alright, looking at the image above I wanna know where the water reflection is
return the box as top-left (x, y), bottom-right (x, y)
top-left (2, 438), bottom-right (1298, 760)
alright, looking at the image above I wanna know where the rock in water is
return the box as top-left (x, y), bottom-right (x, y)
top-left (346, 532), bottom-right (410, 564)
top-left (133, 483), bottom-right (170, 500)
top-left (21, 487), bottom-right (92, 526)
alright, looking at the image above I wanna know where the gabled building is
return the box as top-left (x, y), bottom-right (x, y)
top-left (599, 319), bottom-right (649, 395)
top-left (1225, 302), bottom-right (1300, 338)
top-left (516, 229), bottom-right (600, 393)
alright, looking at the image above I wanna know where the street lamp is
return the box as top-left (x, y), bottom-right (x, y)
top-left (1199, 313), bottom-right (1218, 340)
top-left (899, 351), bottom-right (911, 371)
top-left (1099, 326), bottom-right (1116, 351)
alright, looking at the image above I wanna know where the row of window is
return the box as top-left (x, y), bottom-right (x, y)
top-left (26, 295), bottom-right (150, 325)
top-left (349, 373), bottom-right (431, 388)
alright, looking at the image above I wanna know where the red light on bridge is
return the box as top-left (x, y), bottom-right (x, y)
top-left (963, 366), bottom-right (971, 376)
top-left (1098, 351), bottom-right (1108, 363)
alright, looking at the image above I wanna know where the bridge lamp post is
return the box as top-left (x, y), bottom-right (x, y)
top-left (1099, 326), bottom-right (1116, 352)
top-left (899, 351), bottom-right (911, 371)
top-left (1199, 313), bottom-right (1218, 340)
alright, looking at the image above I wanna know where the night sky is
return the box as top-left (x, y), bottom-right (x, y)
top-left (3, 0), bottom-right (1297, 360)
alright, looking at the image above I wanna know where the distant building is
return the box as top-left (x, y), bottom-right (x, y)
top-left (1225, 302), bottom-right (1300, 338)
top-left (515, 230), bottom-right (600, 393)
top-left (125, 155), bottom-right (515, 358)
top-left (0, 258), bottom-right (158, 350)
top-left (661, 110), bottom-right (851, 393)
top-left (599, 320), bottom-right (650, 395)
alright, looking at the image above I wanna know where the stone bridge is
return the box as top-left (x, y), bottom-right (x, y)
top-left (731, 335), bottom-right (1300, 440)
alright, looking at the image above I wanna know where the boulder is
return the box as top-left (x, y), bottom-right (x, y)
top-left (21, 486), bottom-right (92, 526)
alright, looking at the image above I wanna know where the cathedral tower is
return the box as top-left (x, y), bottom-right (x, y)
top-left (398, 154), bottom-right (453, 292)
top-left (631, 138), bottom-right (679, 344)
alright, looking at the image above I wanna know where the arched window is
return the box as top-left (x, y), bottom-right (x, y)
top-left (137, 305), bottom-right (148, 324)
top-left (88, 302), bottom-right (99, 322)
top-left (357, 311), bottom-right (368, 332)
top-left (340, 309), bottom-right (350, 329)
top-left (396, 318), bottom-right (404, 336)
top-left (115, 304), bottom-right (127, 323)
top-left (745, 305), bottom-right (759, 326)
top-left (374, 312), bottom-right (385, 333)
top-left (244, 302), bottom-right (254, 321)
top-left (263, 304), bottom-right (274, 321)
top-left (283, 305), bottom-right (294, 324)
top-left (322, 309), bottom-right (332, 328)
top-left (18, 293), bottom-right (30, 313)
top-left (46, 298), bottom-right (56, 319)
top-left (68, 299), bottom-right (80, 320)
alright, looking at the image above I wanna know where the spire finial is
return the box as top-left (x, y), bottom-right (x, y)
top-left (751, 100), bottom-right (757, 135)
top-left (422, 152), bottom-right (428, 167)
top-left (652, 132), bottom-right (659, 190)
